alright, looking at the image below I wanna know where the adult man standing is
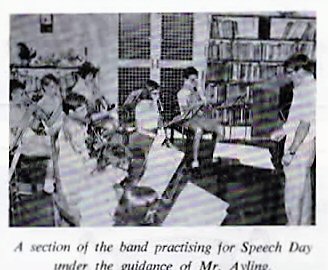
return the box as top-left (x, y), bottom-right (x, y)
top-left (281, 54), bottom-right (316, 225)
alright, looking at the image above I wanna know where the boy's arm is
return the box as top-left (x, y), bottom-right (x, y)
top-left (122, 89), bottom-right (143, 110)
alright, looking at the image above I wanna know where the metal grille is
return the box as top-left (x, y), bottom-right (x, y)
top-left (160, 68), bottom-right (185, 121)
top-left (161, 13), bottom-right (193, 60)
top-left (118, 67), bottom-right (150, 124)
top-left (119, 14), bottom-right (151, 59)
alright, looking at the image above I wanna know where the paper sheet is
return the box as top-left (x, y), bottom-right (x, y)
top-left (213, 142), bottom-right (275, 170)
top-left (139, 135), bottom-right (185, 197)
top-left (163, 182), bottom-right (229, 226)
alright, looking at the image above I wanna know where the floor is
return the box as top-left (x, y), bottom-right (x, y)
top-left (10, 138), bottom-right (315, 226)
top-left (157, 138), bottom-right (287, 225)
top-left (10, 155), bottom-right (55, 226)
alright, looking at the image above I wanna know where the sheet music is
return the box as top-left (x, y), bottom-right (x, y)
top-left (163, 182), bottom-right (229, 226)
top-left (213, 142), bottom-right (275, 170)
top-left (139, 134), bottom-right (185, 197)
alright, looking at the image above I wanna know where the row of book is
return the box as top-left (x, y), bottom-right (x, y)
top-left (232, 63), bottom-right (261, 82)
top-left (205, 83), bottom-right (254, 109)
top-left (211, 17), bottom-right (316, 40)
top-left (208, 41), bottom-right (262, 61)
top-left (279, 20), bottom-right (316, 40)
top-left (262, 42), bottom-right (316, 61)
top-left (213, 108), bottom-right (253, 126)
top-left (207, 62), bottom-right (285, 82)
top-left (211, 19), bottom-right (239, 39)
top-left (203, 84), bottom-right (269, 128)
top-left (208, 40), bottom-right (316, 61)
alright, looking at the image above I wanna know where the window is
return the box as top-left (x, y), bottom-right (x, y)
top-left (119, 14), bottom-right (151, 59)
top-left (161, 13), bottom-right (193, 60)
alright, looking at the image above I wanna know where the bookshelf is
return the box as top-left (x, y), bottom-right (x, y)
top-left (206, 13), bottom-right (316, 138)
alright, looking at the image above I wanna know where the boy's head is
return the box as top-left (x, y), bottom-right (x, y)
top-left (183, 67), bottom-right (198, 90)
top-left (40, 73), bottom-right (61, 96)
top-left (142, 80), bottom-right (160, 100)
top-left (283, 53), bottom-right (311, 74)
top-left (63, 92), bottom-right (88, 117)
top-left (78, 61), bottom-right (99, 80)
top-left (144, 80), bottom-right (160, 101)
top-left (115, 186), bottom-right (158, 225)
top-left (283, 53), bottom-right (314, 86)
top-left (10, 79), bottom-right (26, 103)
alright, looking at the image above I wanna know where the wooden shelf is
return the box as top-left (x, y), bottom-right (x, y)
top-left (206, 79), bottom-right (259, 85)
top-left (221, 123), bottom-right (252, 127)
top-left (10, 64), bottom-right (81, 70)
top-left (207, 13), bottom-right (316, 136)
top-left (210, 37), bottom-right (315, 42)
top-left (207, 59), bottom-right (285, 64)
top-left (211, 13), bottom-right (316, 20)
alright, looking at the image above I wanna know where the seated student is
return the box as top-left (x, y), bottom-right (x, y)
top-left (122, 80), bottom-right (160, 111)
top-left (10, 79), bottom-right (30, 151)
top-left (54, 93), bottom-right (90, 226)
top-left (56, 92), bottom-right (128, 226)
top-left (36, 74), bottom-right (65, 193)
top-left (9, 79), bottom-right (50, 187)
top-left (121, 80), bottom-right (164, 187)
top-left (72, 61), bottom-right (112, 114)
top-left (135, 82), bottom-right (163, 136)
top-left (10, 75), bottom-right (64, 192)
top-left (9, 76), bottom-right (65, 226)
top-left (37, 74), bottom-right (64, 133)
top-left (9, 79), bottom-right (51, 156)
top-left (114, 186), bottom-right (159, 226)
top-left (176, 67), bottom-right (224, 168)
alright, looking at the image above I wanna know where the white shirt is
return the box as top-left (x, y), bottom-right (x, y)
top-left (72, 78), bottom-right (91, 101)
top-left (135, 99), bottom-right (159, 132)
top-left (177, 87), bottom-right (205, 118)
top-left (10, 103), bottom-right (26, 132)
top-left (10, 102), bottom-right (54, 156)
top-left (283, 73), bottom-right (316, 148)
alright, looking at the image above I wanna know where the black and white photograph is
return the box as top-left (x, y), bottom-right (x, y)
top-left (9, 12), bottom-right (316, 227)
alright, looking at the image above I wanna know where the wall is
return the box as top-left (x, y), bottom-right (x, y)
top-left (194, 13), bottom-right (210, 87)
top-left (10, 13), bottom-right (213, 106)
top-left (10, 14), bottom-right (119, 104)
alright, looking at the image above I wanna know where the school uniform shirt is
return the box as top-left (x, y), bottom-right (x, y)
top-left (71, 77), bottom-right (90, 101)
top-left (177, 87), bottom-right (205, 119)
top-left (10, 102), bottom-right (52, 157)
top-left (135, 99), bottom-right (160, 132)
top-left (283, 72), bottom-right (316, 149)
top-left (177, 87), bottom-right (223, 133)
top-left (10, 103), bottom-right (26, 139)
top-left (72, 77), bottom-right (109, 114)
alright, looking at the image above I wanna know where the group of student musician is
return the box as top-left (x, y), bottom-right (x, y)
top-left (10, 52), bottom-right (316, 226)
top-left (122, 54), bottom-right (316, 226)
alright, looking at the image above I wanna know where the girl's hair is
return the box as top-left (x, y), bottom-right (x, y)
top-left (10, 79), bottom-right (26, 100)
top-left (40, 73), bottom-right (60, 91)
top-left (122, 186), bottom-right (158, 208)
top-left (145, 79), bottom-right (159, 90)
top-left (63, 92), bottom-right (87, 115)
top-left (78, 61), bottom-right (100, 79)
